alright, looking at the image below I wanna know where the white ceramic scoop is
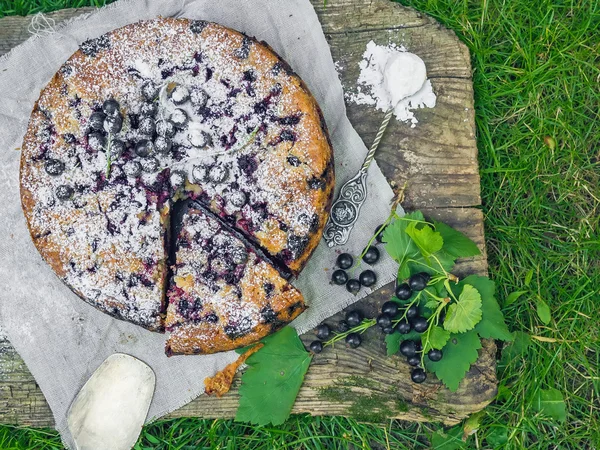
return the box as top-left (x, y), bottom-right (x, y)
top-left (67, 353), bottom-right (156, 450)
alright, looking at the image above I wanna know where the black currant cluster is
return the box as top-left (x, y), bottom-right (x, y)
top-left (330, 224), bottom-right (387, 294)
top-left (316, 224), bottom-right (447, 385)
top-left (309, 309), bottom-right (365, 354)
top-left (390, 272), bottom-right (445, 383)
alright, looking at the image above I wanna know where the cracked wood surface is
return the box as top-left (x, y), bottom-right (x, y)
top-left (0, 0), bottom-right (494, 428)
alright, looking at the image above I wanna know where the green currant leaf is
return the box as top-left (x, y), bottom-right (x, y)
top-left (236, 327), bottom-right (312, 425)
top-left (383, 212), bottom-right (424, 279)
top-left (433, 280), bottom-right (448, 297)
top-left (421, 325), bottom-right (450, 353)
top-left (433, 221), bottom-right (481, 258)
top-left (443, 284), bottom-right (483, 333)
top-left (460, 275), bottom-right (512, 341)
top-left (425, 330), bottom-right (482, 391)
top-left (425, 300), bottom-right (439, 309)
top-left (385, 332), bottom-right (401, 356)
top-left (410, 249), bottom-right (456, 277)
top-left (533, 387), bottom-right (566, 422)
top-left (405, 222), bottom-right (444, 258)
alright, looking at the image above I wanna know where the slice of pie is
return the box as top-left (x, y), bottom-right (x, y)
top-left (165, 201), bottom-right (305, 355)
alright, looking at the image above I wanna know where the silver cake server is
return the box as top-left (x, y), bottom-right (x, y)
top-left (67, 353), bottom-right (155, 450)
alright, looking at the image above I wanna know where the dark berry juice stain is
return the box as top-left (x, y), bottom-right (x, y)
top-left (275, 114), bottom-right (302, 125)
top-left (190, 20), bottom-right (208, 34)
top-left (237, 154), bottom-right (258, 177)
top-left (280, 130), bottom-right (296, 142)
top-left (234, 36), bottom-right (252, 59)
top-left (286, 234), bottom-right (309, 259)
top-left (308, 176), bottom-right (326, 190)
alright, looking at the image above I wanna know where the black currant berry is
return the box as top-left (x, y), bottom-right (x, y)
top-left (139, 116), bottom-right (156, 136)
top-left (428, 349), bottom-right (443, 362)
top-left (382, 326), bottom-right (395, 334)
top-left (88, 111), bottom-right (106, 131)
top-left (110, 139), bottom-right (125, 158)
top-left (170, 108), bottom-right (189, 129)
top-left (44, 159), bottom-right (65, 176)
top-left (190, 88), bottom-right (209, 108)
top-left (375, 224), bottom-right (386, 243)
top-left (396, 319), bottom-right (411, 334)
top-left (407, 355), bottom-right (421, 367)
top-left (415, 340), bottom-right (423, 352)
top-left (399, 340), bottom-right (417, 357)
top-left (406, 305), bottom-right (419, 320)
top-left (411, 368), bottom-right (427, 383)
top-left (331, 269), bottom-right (348, 285)
top-left (141, 81), bottom-right (159, 101)
top-left (412, 317), bottom-right (429, 333)
top-left (154, 136), bottom-right (172, 155)
top-left (309, 341), bottom-right (323, 354)
top-left (169, 85), bottom-right (190, 105)
top-left (124, 160), bottom-right (142, 178)
top-left (87, 132), bottom-right (106, 152)
top-left (140, 156), bottom-right (159, 173)
top-left (346, 333), bottom-right (361, 349)
top-left (345, 310), bottom-right (363, 327)
top-left (315, 324), bottom-right (331, 340)
top-left (337, 320), bottom-right (350, 333)
top-left (359, 270), bottom-right (377, 287)
top-left (102, 98), bottom-right (120, 117)
top-left (336, 253), bottom-right (353, 269)
top-left (376, 313), bottom-right (392, 329)
top-left (135, 139), bottom-right (153, 157)
top-left (362, 246), bottom-right (380, 264)
top-left (156, 119), bottom-right (176, 137)
top-left (395, 283), bottom-right (412, 301)
top-left (55, 184), bottom-right (73, 201)
top-left (381, 301), bottom-right (399, 317)
top-left (346, 279), bottom-right (361, 294)
top-left (139, 101), bottom-right (158, 117)
top-left (104, 114), bottom-right (123, 134)
top-left (409, 272), bottom-right (430, 291)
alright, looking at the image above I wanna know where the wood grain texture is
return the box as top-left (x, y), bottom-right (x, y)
top-left (0, 0), bottom-right (493, 428)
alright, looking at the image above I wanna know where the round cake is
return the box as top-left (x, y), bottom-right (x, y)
top-left (20, 18), bottom-right (334, 353)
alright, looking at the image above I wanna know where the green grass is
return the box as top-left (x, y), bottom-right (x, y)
top-left (0, 0), bottom-right (108, 17)
top-left (1, 0), bottom-right (599, 448)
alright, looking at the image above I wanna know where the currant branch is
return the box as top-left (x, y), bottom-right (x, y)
top-left (323, 318), bottom-right (376, 347)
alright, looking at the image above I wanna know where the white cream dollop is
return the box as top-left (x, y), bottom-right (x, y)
top-left (383, 52), bottom-right (427, 106)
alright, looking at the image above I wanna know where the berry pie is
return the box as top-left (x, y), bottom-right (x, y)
top-left (20, 18), bottom-right (334, 353)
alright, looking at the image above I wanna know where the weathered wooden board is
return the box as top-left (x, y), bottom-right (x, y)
top-left (0, 0), bottom-right (493, 428)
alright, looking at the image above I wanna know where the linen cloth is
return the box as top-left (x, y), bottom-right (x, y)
top-left (0, 0), bottom-right (398, 447)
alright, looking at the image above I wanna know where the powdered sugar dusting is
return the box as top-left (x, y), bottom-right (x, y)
top-left (346, 40), bottom-right (436, 127)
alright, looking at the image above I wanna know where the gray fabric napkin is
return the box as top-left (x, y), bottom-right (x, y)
top-left (0, 0), bottom-right (398, 447)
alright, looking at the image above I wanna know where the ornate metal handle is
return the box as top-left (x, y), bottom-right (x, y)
top-left (323, 107), bottom-right (395, 247)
